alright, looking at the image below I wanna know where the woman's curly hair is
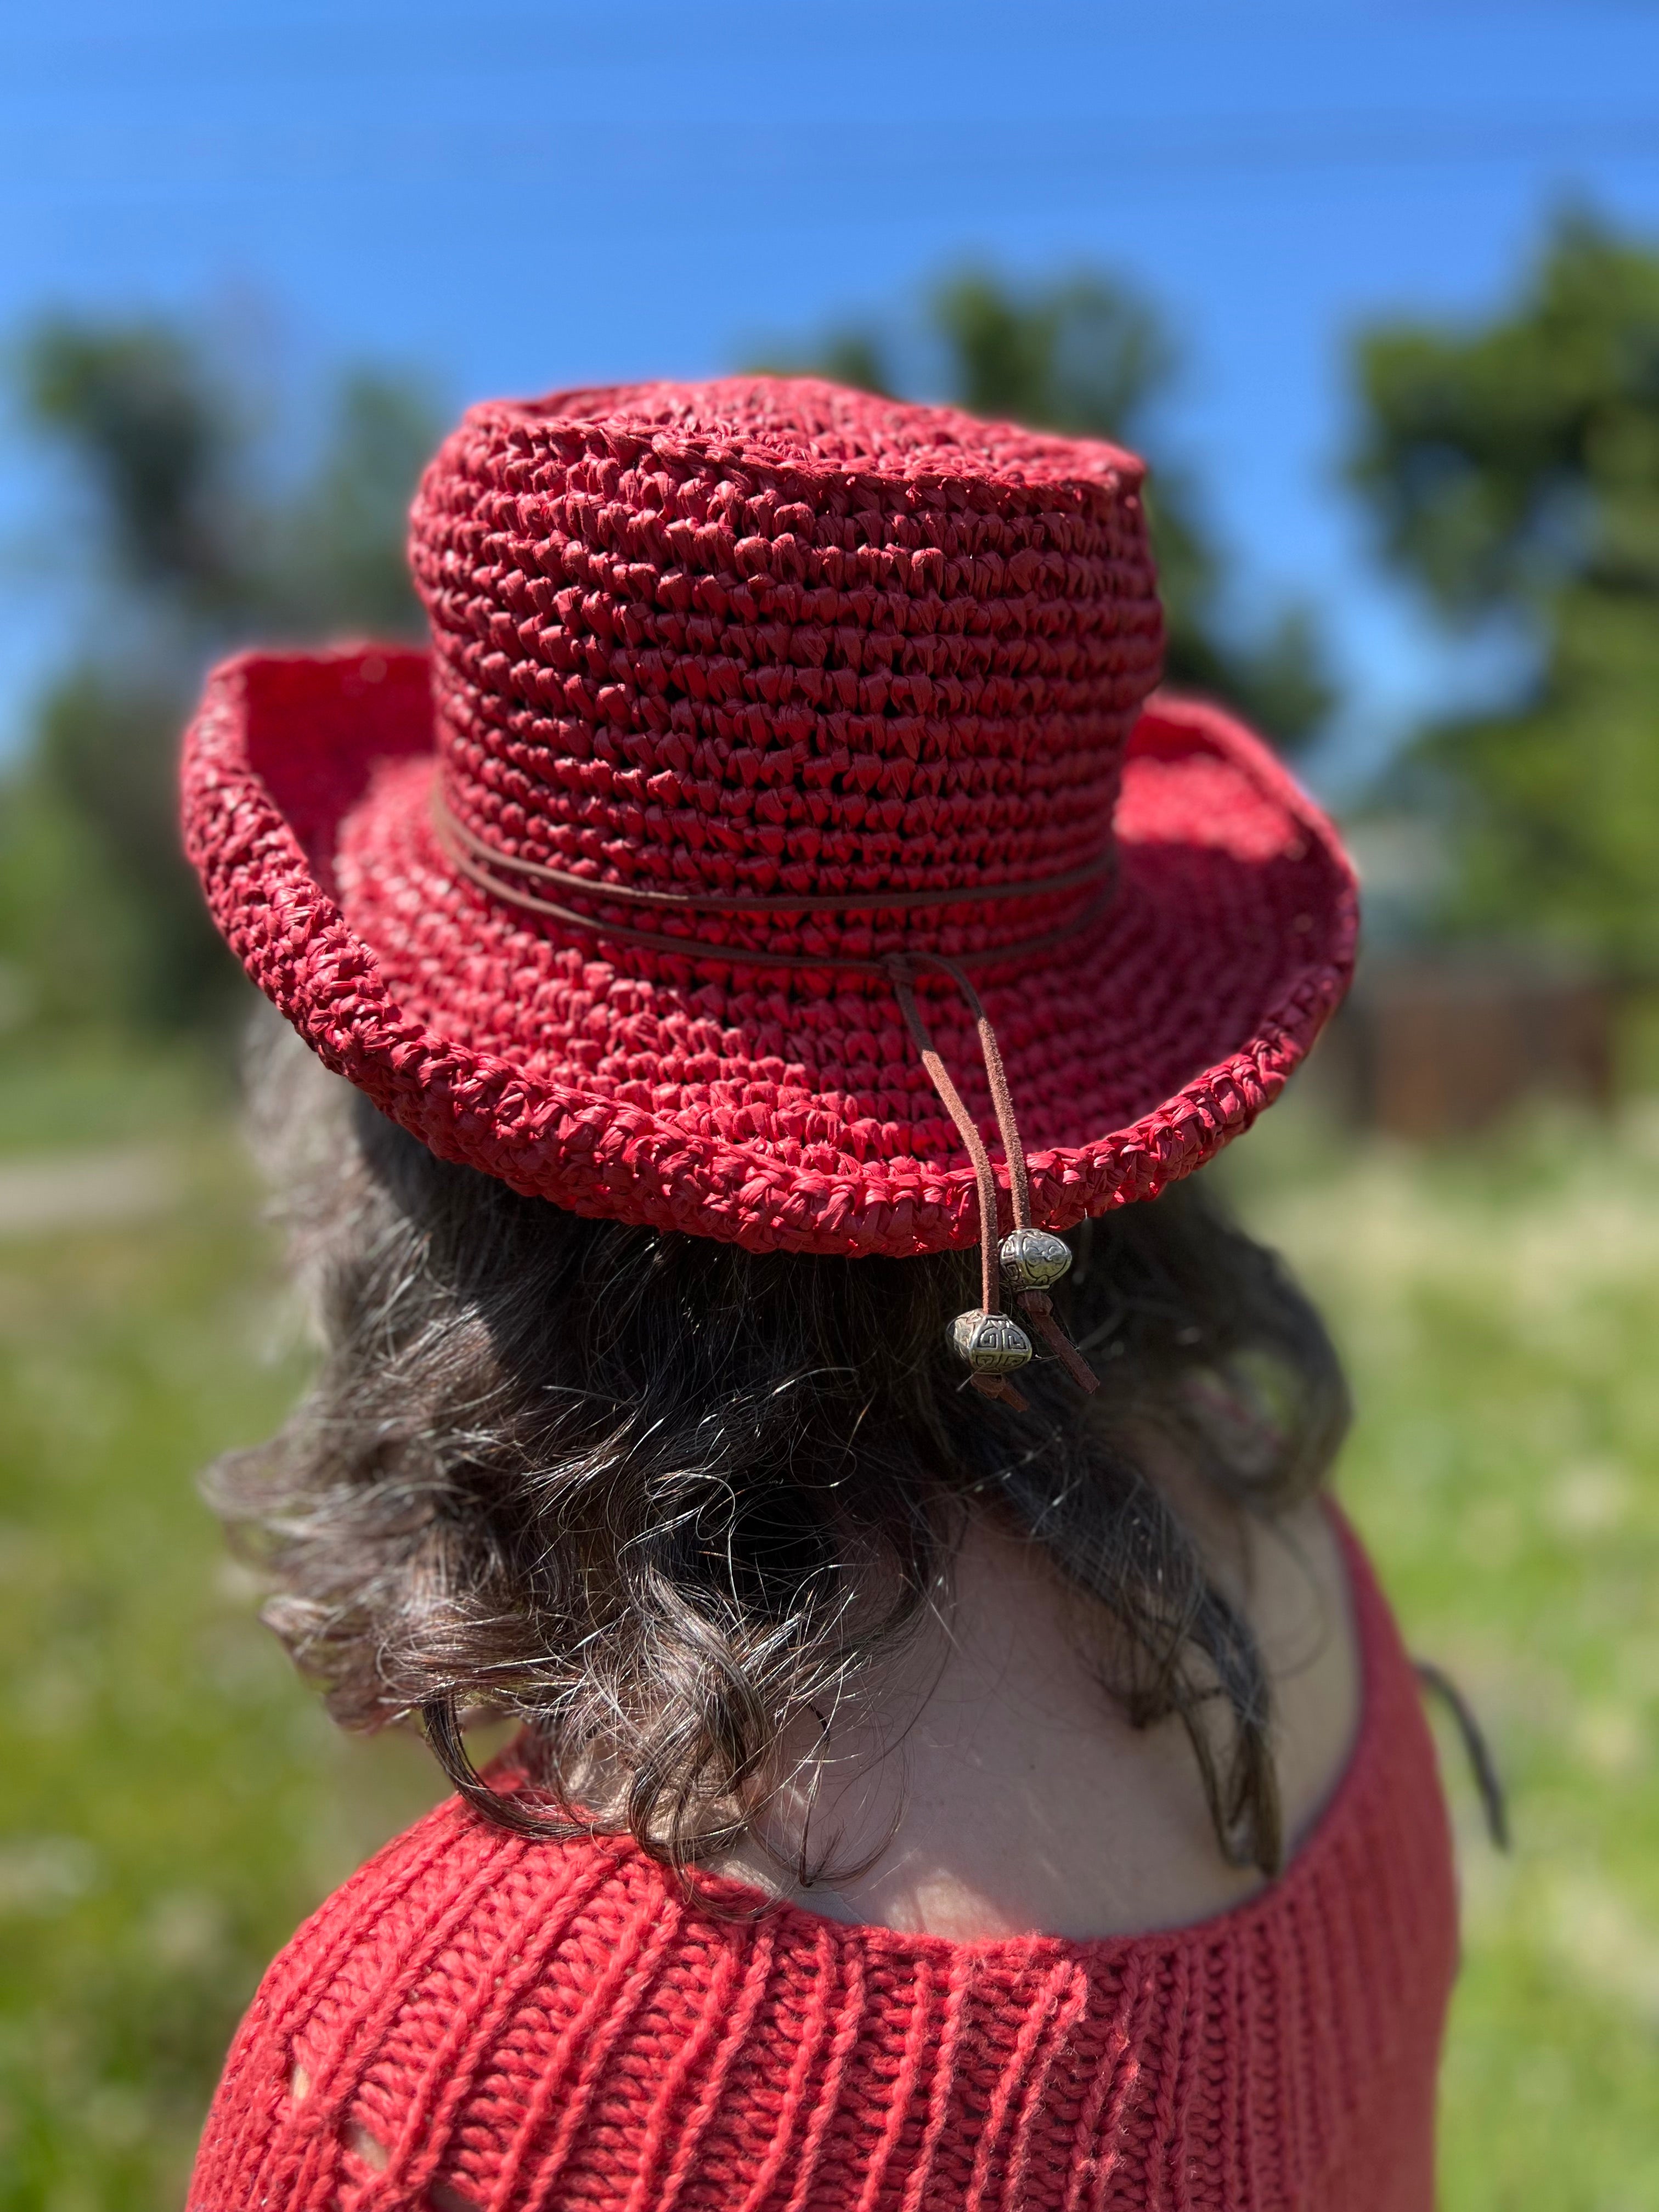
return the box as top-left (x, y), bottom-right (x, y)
top-left (208, 1021), bottom-right (1350, 1881)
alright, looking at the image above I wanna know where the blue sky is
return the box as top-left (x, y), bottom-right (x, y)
top-left (3, 0), bottom-right (1658, 783)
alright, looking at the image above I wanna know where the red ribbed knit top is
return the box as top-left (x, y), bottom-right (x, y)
top-left (189, 1518), bottom-right (1456, 2212)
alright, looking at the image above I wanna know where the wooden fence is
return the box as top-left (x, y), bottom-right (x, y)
top-left (1311, 956), bottom-right (1616, 1140)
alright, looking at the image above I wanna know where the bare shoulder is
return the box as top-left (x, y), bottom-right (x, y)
top-left (720, 1488), bottom-right (1363, 1943)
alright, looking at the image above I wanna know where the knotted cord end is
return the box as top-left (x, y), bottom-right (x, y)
top-left (1018, 1289), bottom-right (1101, 1395)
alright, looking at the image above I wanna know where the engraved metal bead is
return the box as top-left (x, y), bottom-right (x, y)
top-left (998, 1228), bottom-right (1073, 1292)
top-left (948, 1308), bottom-right (1034, 1374)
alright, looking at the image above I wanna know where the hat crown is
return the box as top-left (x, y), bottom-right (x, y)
top-left (410, 377), bottom-right (1163, 967)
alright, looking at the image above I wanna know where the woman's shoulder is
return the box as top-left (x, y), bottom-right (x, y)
top-left (264, 1789), bottom-right (637, 2036)
top-left (709, 1491), bottom-right (1374, 1942)
top-left (188, 1803), bottom-right (654, 2211)
top-left (189, 1579), bottom-right (1457, 2212)
top-left (245, 1503), bottom-right (1445, 2022)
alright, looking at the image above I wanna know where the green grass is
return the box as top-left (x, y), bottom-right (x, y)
top-left (1231, 1095), bottom-right (1659, 2212)
top-left (1, 1047), bottom-right (1657, 2210)
top-left (0, 1053), bottom-right (439, 2212)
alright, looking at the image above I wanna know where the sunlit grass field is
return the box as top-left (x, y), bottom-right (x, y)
top-left (1, 1047), bottom-right (1656, 2210)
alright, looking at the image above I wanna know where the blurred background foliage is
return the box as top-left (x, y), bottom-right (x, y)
top-left (1351, 213), bottom-right (1659, 973)
top-left (4, 211), bottom-right (1659, 2211)
top-left (0, 327), bottom-right (436, 1036)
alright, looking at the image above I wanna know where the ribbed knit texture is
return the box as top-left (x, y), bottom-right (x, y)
top-left (188, 1520), bottom-right (1457, 2211)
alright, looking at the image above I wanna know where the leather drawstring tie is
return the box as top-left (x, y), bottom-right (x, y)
top-left (885, 955), bottom-right (1099, 1410)
top-left (431, 792), bottom-right (1117, 974)
top-left (431, 791), bottom-right (1105, 1409)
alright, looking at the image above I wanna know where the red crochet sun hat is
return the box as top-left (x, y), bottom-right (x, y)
top-left (182, 376), bottom-right (1356, 1263)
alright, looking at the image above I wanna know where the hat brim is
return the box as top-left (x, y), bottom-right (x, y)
top-left (183, 647), bottom-right (1355, 1257)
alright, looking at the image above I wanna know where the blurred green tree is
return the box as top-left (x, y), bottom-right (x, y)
top-left (1, 319), bottom-right (438, 1035)
top-left (1348, 212), bottom-right (1659, 969)
top-left (759, 268), bottom-right (1337, 752)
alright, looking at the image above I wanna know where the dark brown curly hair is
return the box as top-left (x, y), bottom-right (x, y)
top-left (207, 1022), bottom-right (1349, 1881)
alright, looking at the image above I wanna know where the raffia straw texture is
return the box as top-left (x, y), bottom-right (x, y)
top-left (180, 377), bottom-right (1357, 1253)
top-left (187, 1518), bottom-right (1455, 2212)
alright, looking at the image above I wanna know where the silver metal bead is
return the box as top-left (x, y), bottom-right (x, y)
top-left (949, 1308), bottom-right (1034, 1374)
top-left (998, 1228), bottom-right (1073, 1292)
